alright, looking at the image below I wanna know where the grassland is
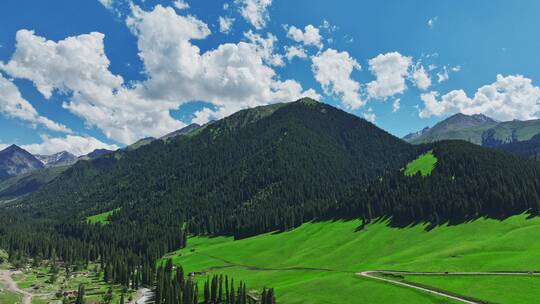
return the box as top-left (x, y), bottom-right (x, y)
top-left (168, 214), bottom-right (540, 304)
top-left (402, 274), bottom-right (540, 304)
top-left (404, 151), bottom-right (437, 177)
top-left (86, 208), bottom-right (120, 224)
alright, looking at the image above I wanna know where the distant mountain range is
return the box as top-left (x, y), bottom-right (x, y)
top-left (404, 113), bottom-right (540, 158)
top-left (0, 146), bottom-right (115, 198)
top-left (35, 151), bottom-right (77, 167)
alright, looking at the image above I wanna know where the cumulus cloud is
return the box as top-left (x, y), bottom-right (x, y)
top-left (1, 5), bottom-right (316, 145)
top-left (244, 30), bottom-right (284, 67)
top-left (0, 74), bottom-right (71, 133)
top-left (22, 134), bottom-right (118, 156)
top-left (419, 74), bottom-right (540, 121)
top-left (173, 0), bottom-right (190, 10)
top-left (219, 16), bottom-right (234, 34)
top-left (411, 65), bottom-right (431, 90)
top-left (285, 46), bottom-right (307, 61)
top-left (311, 49), bottom-right (364, 109)
top-left (286, 24), bottom-right (323, 49)
top-left (367, 52), bottom-right (412, 100)
top-left (237, 0), bottom-right (272, 30)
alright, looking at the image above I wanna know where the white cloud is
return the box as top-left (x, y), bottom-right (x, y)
top-left (419, 74), bottom-right (540, 121)
top-left (437, 66), bottom-right (449, 83)
top-left (428, 16), bottom-right (438, 28)
top-left (22, 134), bottom-right (118, 156)
top-left (0, 74), bottom-right (71, 133)
top-left (311, 49), bottom-right (364, 109)
top-left (173, 0), bottom-right (190, 10)
top-left (285, 46), bottom-right (307, 61)
top-left (98, 0), bottom-right (114, 9)
top-left (192, 107), bottom-right (217, 125)
top-left (451, 65), bottom-right (461, 72)
top-left (0, 144), bottom-right (8, 151)
top-left (0, 28), bottom-right (182, 145)
top-left (321, 19), bottom-right (337, 32)
top-left (367, 52), bottom-right (412, 99)
top-left (411, 65), bottom-right (431, 91)
top-left (363, 108), bottom-right (376, 123)
top-left (392, 98), bottom-right (401, 112)
top-left (286, 24), bottom-right (323, 49)
top-left (237, 0), bottom-right (272, 30)
top-left (2, 5), bottom-right (317, 145)
top-left (244, 30), bottom-right (284, 67)
top-left (219, 16), bottom-right (234, 34)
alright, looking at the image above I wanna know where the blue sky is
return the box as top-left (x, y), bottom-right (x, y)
top-left (1, 0), bottom-right (540, 155)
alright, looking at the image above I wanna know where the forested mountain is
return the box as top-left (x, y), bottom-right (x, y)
top-left (15, 98), bottom-right (417, 237)
top-left (340, 140), bottom-right (540, 228)
top-left (493, 134), bottom-right (540, 160)
top-left (405, 113), bottom-right (540, 146)
top-left (0, 145), bottom-right (44, 181)
top-left (2, 98), bottom-right (540, 299)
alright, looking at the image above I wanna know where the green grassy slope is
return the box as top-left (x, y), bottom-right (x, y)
top-left (86, 208), bottom-right (119, 224)
top-left (403, 275), bottom-right (540, 304)
top-left (404, 151), bottom-right (437, 177)
top-left (169, 215), bottom-right (540, 304)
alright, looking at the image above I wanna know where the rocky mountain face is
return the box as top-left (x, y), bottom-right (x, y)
top-left (0, 145), bottom-right (44, 181)
top-left (35, 151), bottom-right (77, 167)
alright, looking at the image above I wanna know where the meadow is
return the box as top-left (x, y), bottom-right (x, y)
top-left (169, 214), bottom-right (540, 303)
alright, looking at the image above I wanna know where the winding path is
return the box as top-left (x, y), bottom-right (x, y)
top-left (0, 269), bottom-right (32, 304)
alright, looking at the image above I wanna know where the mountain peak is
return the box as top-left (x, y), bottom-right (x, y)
top-left (35, 151), bottom-right (77, 167)
top-left (0, 144), bottom-right (44, 181)
top-left (445, 113), bottom-right (497, 126)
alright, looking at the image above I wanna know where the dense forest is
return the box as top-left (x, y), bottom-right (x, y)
top-left (2, 98), bottom-right (540, 303)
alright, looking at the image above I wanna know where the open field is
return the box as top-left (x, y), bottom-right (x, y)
top-left (168, 214), bottom-right (540, 303)
top-left (86, 208), bottom-right (120, 224)
top-left (405, 150), bottom-right (437, 177)
top-left (402, 274), bottom-right (540, 304)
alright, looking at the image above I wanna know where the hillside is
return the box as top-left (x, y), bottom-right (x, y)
top-left (343, 140), bottom-right (540, 227)
top-left (2, 99), bottom-right (540, 304)
top-left (169, 214), bottom-right (540, 304)
top-left (406, 113), bottom-right (540, 146)
top-left (17, 98), bottom-right (417, 237)
top-left (0, 145), bottom-right (44, 181)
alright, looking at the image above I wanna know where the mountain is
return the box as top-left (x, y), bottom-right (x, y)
top-left (405, 113), bottom-right (499, 144)
top-left (16, 98), bottom-right (417, 237)
top-left (0, 145), bottom-right (44, 181)
top-left (35, 151), bottom-right (77, 167)
top-left (403, 127), bottom-right (431, 142)
top-left (78, 148), bottom-right (115, 161)
top-left (493, 133), bottom-right (540, 160)
top-left (344, 140), bottom-right (540, 228)
top-left (0, 165), bottom-right (69, 200)
top-left (160, 123), bottom-right (201, 141)
top-left (125, 137), bottom-right (156, 151)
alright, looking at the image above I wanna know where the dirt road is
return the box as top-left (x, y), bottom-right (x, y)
top-left (0, 269), bottom-right (32, 304)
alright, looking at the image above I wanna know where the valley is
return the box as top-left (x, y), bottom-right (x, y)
top-left (2, 99), bottom-right (540, 303)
